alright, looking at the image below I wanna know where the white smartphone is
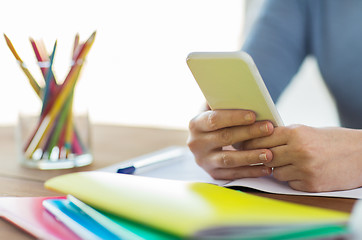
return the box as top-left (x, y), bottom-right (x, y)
top-left (186, 51), bottom-right (283, 126)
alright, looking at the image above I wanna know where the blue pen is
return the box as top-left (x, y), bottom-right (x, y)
top-left (117, 147), bottom-right (185, 174)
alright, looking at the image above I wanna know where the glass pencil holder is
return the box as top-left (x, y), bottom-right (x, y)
top-left (7, 32), bottom-right (96, 170)
top-left (16, 113), bottom-right (93, 170)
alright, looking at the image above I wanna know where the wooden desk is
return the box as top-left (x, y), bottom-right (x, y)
top-left (0, 124), bottom-right (356, 239)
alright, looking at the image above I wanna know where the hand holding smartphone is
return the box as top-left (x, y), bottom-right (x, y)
top-left (186, 51), bottom-right (283, 126)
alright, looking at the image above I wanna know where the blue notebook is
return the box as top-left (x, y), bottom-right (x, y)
top-left (43, 195), bottom-right (178, 240)
top-left (43, 198), bottom-right (119, 240)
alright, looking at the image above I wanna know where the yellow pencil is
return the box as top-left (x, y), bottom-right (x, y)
top-left (4, 34), bottom-right (42, 96)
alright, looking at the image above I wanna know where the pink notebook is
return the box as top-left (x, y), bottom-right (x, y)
top-left (0, 196), bottom-right (80, 240)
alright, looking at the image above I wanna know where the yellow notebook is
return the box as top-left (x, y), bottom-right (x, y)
top-left (45, 172), bottom-right (349, 238)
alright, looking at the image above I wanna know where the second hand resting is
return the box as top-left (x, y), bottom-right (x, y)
top-left (187, 109), bottom-right (362, 193)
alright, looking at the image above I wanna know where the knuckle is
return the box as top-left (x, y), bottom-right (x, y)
top-left (218, 128), bottom-right (233, 146)
top-left (186, 136), bottom-right (199, 153)
top-left (207, 111), bottom-right (219, 131)
top-left (220, 152), bottom-right (234, 167)
top-left (288, 124), bottom-right (309, 140)
top-left (188, 117), bottom-right (198, 132)
top-left (288, 129), bottom-right (316, 160)
top-left (186, 138), bottom-right (207, 165)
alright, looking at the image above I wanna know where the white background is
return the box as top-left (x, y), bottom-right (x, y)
top-left (0, 0), bottom-right (339, 129)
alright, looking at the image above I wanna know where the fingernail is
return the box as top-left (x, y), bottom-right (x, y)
top-left (259, 153), bottom-right (268, 162)
top-left (244, 113), bottom-right (253, 121)
top-left (260, 123), bottom-right (269, 133)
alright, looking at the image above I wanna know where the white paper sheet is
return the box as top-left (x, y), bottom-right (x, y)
top-left (99, 146), bottom-right (362, 199)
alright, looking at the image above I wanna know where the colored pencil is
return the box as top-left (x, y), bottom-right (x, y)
top-left (41, 40), bottom-right (57, 115)
top-left (46, 96), bottom-right (72, 159)
top-left (24, 32), bottom-right (96, 158)
top-left (4, 34), bottom-right (42, 96)
top-left (7, 32), bottom-right (96, 162)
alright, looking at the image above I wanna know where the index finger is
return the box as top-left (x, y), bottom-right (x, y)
top-left (189, 109), bottom-right (256, 133)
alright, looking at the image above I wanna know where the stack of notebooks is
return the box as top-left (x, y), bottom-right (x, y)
top-left (0, 172), bottom-right (351, 239)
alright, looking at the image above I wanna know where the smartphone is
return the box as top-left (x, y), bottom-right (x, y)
top-left (186, 51), bottom-right (283, 126)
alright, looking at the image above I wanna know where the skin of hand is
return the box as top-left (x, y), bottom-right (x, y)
top-left (187, 109), bottom-right (275, 180)
top-left (243, 124), bottom-right (362, 192)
